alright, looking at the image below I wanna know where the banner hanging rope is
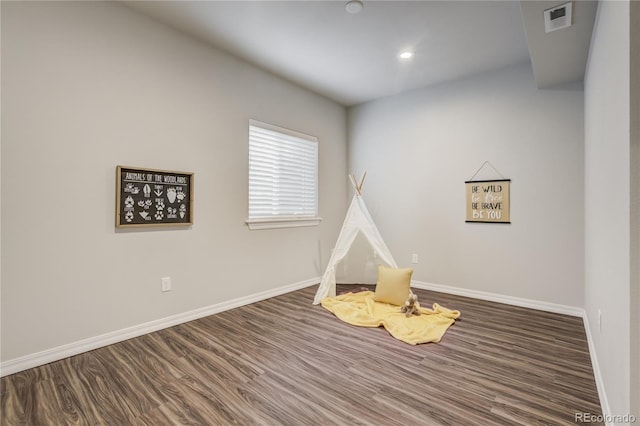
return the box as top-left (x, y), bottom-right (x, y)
top-left (468, 161), bottom-right (506, 181)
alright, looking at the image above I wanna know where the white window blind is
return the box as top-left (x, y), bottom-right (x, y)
top-left (247, 120), bottom-right (321, 230)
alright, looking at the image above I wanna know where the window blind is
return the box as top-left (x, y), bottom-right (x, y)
top-left (248, 120), bottom-right (318, 221)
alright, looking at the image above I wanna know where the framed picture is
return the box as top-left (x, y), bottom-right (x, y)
top-left (465, 179), bottom-right (510, 224)
top-left (116, 166), bottom-right (193, 228)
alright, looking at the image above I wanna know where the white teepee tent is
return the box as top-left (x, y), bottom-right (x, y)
top-left (313, 173), bottom-right (397, 305)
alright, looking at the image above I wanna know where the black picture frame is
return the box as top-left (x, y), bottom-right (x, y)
top-left (116, 165), bottom-right (194, 228)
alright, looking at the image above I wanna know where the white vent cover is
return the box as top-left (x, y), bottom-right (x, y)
top-left (544, 2), bottom-right (572, 33)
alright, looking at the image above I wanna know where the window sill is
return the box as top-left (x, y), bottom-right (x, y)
top-left (245, 216), bottom-right (322, 230)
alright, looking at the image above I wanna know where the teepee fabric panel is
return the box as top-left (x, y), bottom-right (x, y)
top-left (313, 195), bottom-right (397, 305)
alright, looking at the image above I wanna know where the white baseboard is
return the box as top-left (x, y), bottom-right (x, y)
top-left (0, 277), bottom-right (319, 377)
top-left (411, 280), bottom-right (584, 317)
top-left (582, 312), bottom-right (612, 424)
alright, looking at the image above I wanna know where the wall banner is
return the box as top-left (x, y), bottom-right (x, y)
top-left (465, 179), bottom-right (510, 224)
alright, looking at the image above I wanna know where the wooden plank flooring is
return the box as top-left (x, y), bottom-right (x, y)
top-left (1, 285), bottom-right (602, 425)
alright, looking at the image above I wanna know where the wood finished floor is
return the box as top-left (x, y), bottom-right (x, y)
top-left (1, 285), bottom-right (602, 425)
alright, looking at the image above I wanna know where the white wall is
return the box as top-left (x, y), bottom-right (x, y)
top-left (631, 1), bottom-right (640, 417)
top-left (584, 0), bottom-right (634, 419)
top-left (347, 62), bottom-right (585, 307)
top-left (0, 1), bottom-right (347, 364)
top-left (629, 1), bottom-right (640, 418)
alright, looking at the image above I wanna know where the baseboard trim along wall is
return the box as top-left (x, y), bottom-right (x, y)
top-left (581, 309), bottom-right (611, 424)
top-left (411, 280), bottom-right (585, 317)
top-left (0, 277), bottom-right (320, 377)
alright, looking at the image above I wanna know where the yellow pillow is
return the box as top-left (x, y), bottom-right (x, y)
top-left (374, 265), bottom-right (413, 306)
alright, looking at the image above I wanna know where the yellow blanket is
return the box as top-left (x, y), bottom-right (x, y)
top-left (321, 291), bottom-right (460, 345)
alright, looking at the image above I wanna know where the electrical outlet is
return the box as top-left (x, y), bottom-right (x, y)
top-left (161, 277), bottom-right (171, 292)
top-left (411, 254), bottom-right (419, 264)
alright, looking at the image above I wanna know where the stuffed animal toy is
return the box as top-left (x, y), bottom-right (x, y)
top-left (400, 293), bottom-right (421, 317)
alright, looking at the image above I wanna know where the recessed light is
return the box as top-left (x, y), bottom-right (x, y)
top-left (345, 0), bottom-right (364, 14)
top-left (399, 51), bottom-right (414, 60)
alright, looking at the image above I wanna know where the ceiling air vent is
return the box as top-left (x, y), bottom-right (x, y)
top-left (544, 2), bottom-right (572, 33)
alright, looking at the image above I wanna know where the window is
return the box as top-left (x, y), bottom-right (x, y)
top-left (246, 120), bottom-right (321, 230)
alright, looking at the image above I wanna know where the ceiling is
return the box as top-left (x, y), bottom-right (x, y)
top-left (123, 1), bottom-right (598, 107)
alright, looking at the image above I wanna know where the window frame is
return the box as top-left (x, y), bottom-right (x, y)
top-left (246, 119), bottom-right (322, 230)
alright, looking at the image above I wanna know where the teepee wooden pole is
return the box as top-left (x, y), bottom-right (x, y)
top-left (358, 172), bottom-right (367, 194)
top-left (349, 174), bottom-right (361, 196)
top-left (349, 172), bottom-right (367, 196)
